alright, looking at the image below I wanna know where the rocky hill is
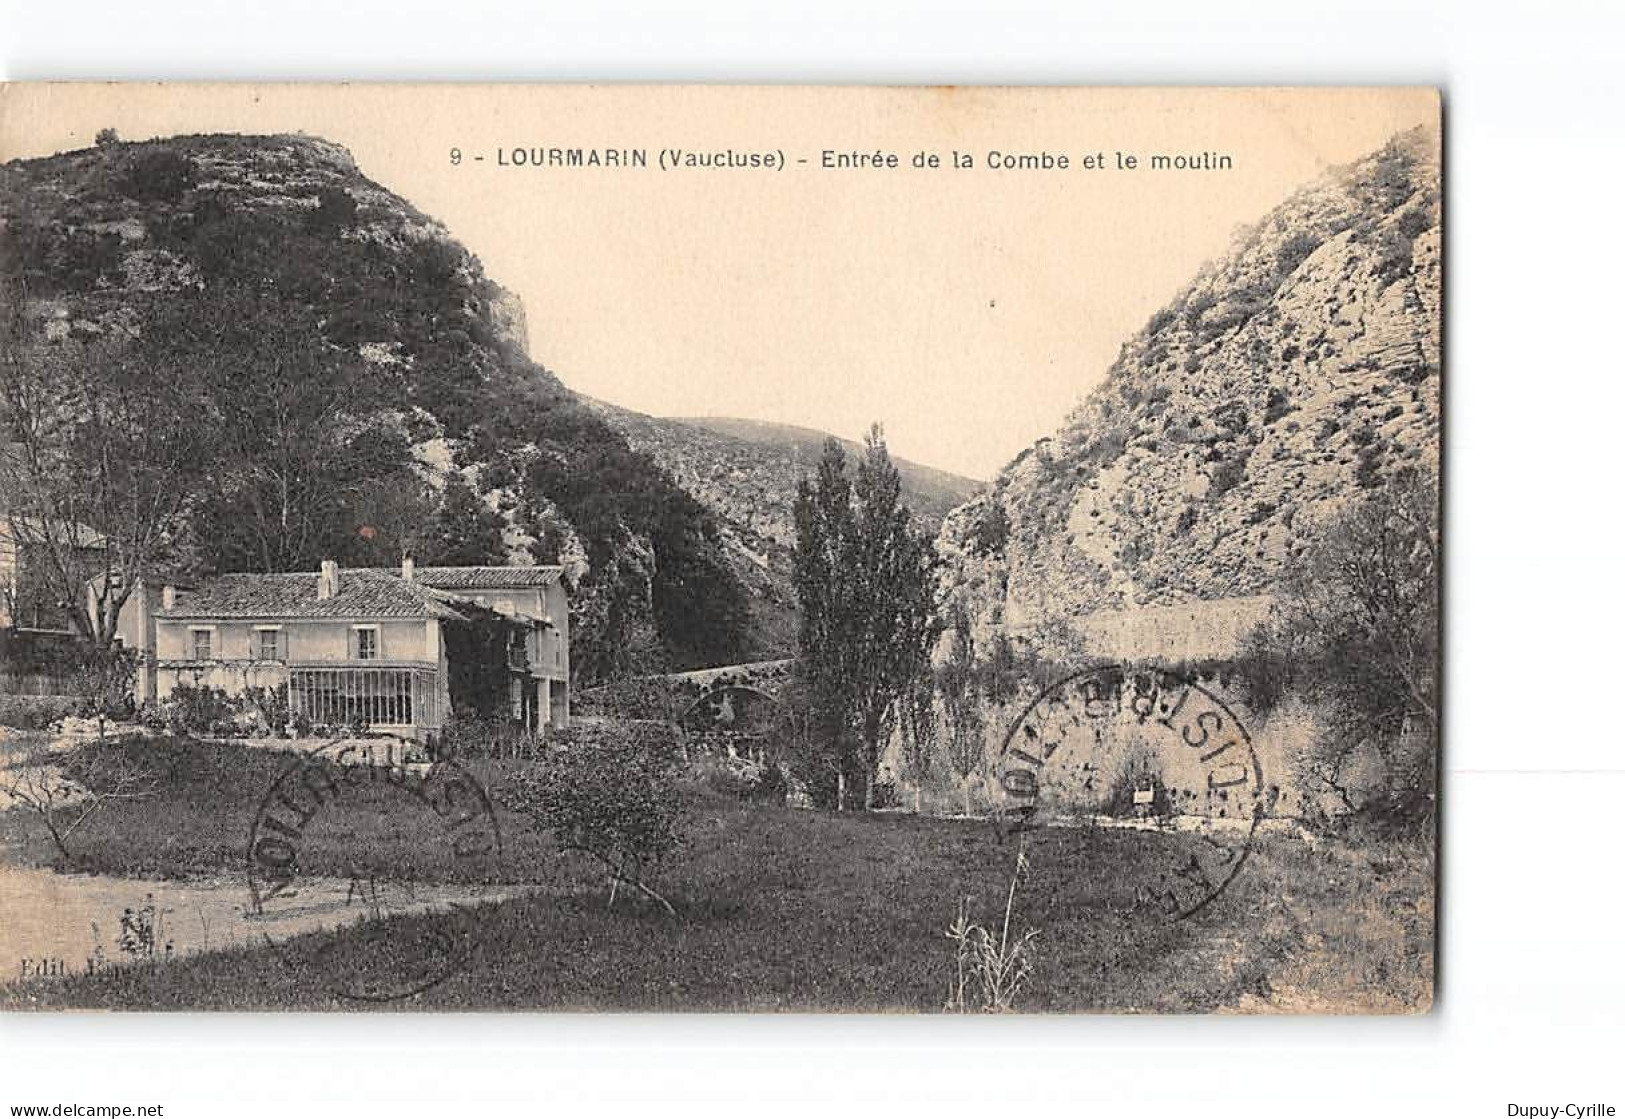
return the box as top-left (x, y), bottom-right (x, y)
top-left (938, 127), bottom-right (1441, 658)
top-left (587, 401), bottom-right (981, 656)
top-left (0, 133), bottom-right (755, 679)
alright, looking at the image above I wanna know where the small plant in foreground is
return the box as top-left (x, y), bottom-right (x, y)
top-left (945, 846), bottom-right (1040, 1013)
top-left (504, 725), bottom-right (685, 916)
top-left (116, 894), bottom-right (173, 963)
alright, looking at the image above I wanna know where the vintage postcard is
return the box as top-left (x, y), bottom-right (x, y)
top-left (0, 84), bottom-right (1439, 1012)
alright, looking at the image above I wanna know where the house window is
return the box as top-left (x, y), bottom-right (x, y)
top-left (256, 627), bottom-right (283, 661)
top-left (354, 625), bottom-right (379, 661)
top-left (190, 628), bottom-right (214, 661)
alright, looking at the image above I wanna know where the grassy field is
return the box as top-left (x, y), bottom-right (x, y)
top-left (0, 736), bottom-right (559, 886)
top-left (0, 736), bottom-right (1433, 1012)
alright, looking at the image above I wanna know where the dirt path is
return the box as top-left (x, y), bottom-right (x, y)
top-left (0, 862), bottom-right (523, 984)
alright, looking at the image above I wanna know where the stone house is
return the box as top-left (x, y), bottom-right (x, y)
top-left (112, 559), bottom-right (569, 737)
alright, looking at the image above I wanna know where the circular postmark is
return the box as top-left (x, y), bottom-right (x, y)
top-left (245, 738), bottom-right (502, 1002)
top-left (995, 665), bottom-right (1264, 921)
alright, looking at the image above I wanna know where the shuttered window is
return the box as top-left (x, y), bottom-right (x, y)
top-left (257, 628), bottom-right (282, 661)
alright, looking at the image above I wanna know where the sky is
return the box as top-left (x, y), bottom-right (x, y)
top-left (0, 85), bottom-right (1437, 479)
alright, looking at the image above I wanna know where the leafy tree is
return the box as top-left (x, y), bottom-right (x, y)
top-left (894, 670), bottom-right (939, 812)
top-left (847, 427), bottom-right (943, 807)
top-left (649, 494), bottom-right (753, 669)
top-left (790, 439), bottom-right (858, 807)
top-left (937, 606), bottom-right (987, 814)
top-left (1252, 467), bottom-right (1438, 828)
top-left (968, 499), bottom-right (1010, 557)
top-left (411, 476), bottom-right (508, 567)
top-left (504, 724), bottom-right (685, 915)
top-left (160, 287), bottom-right (423, 574)
top-left (791, 427), bottom-right (941, 809)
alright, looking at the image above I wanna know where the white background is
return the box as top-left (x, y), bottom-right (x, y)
top-left (2, 2), bottom-right (1623, 1115)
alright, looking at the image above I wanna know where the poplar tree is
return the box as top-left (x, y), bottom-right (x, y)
top-left (791, 426), bottom-right (941, 810)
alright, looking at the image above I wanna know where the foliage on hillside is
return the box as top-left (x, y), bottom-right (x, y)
top-left (938, 127), bottom-right (1442, 659)
top-left (0, 132), bottom-right (752, 679)
top-left (587, 401), bottom-right (980, 657)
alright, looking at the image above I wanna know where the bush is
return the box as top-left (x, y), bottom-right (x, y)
top-left (755, 759), bottom-right (790, 805)
top-left (1362, 141), bottom-right (1419, 213)
top-left (1274, 230), bottom-right (1321, 277)
top-left (1087, 428), bottom-right (1130, 469)
top-left (1211, 401), bottom-right (1250, 436)
top-left (241, 685), bottom-right (291, 737)
top-left (306, 187), bottom-right (358, 233)
top-left (1395, 203), bottom-right (1434, 240)
top-left (1207, 456), bottom-right (1247, 500)
top-left (1263, 387), bottom-right (1292, 425)
top-left (72, 648), bottom-right (137, 721)
top-left (870, 778), bottom-right (901, 810)
top-left (118, 148), bottom-right (197, 202)
top-left (143, 684), bottom-right (240, 737)
top-left (1355, 447), bottom-right (1385, 489)
top-left (1234, 624), bottom-right (1299, 715)
top-left (0, 694), bottom-right (82, 730)
top-left (429, 709), bottom-right (539, 760)
top-left (1182, 291), bottom-right (1218, 326)
top-left (968, 501), bottom-right (1011, 558)
top-left (502, 721), bottom-right (686, 913)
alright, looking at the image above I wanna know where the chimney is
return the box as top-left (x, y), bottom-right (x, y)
top-left (318, 559), bottom-right (340, 600)
top-left (401, 556), bottom-right (415, 582)
top-left (161, 584), bottom-right (176, 609)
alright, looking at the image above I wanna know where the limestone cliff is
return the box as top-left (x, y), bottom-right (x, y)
top-left (938, 127), bottom-right (1441, 660)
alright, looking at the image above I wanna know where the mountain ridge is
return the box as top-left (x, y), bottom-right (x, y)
top-left (584, 398), bottom-right (982, 657)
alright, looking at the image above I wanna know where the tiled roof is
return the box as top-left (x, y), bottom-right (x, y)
top-left (398, 566), bottom-right (563, 590)
top-left (155, 569), bottom-right (464, 621)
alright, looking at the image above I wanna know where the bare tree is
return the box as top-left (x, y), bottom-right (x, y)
top-left (0, 249), bottom-right (219, 647)
top-left (0, 307), bottom-right (210, 646)
top-left (1, 746), bottom-right (159, 864)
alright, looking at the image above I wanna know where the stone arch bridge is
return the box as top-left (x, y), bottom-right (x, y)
top-left (658, 659), bottom-right (791, 732)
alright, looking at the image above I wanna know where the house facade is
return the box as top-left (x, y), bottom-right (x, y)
top-left (112, 559), bottom-right (569, 737)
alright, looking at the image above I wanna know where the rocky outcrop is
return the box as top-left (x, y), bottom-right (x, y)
top-left (939, 127), bottom-right (1441, 661)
